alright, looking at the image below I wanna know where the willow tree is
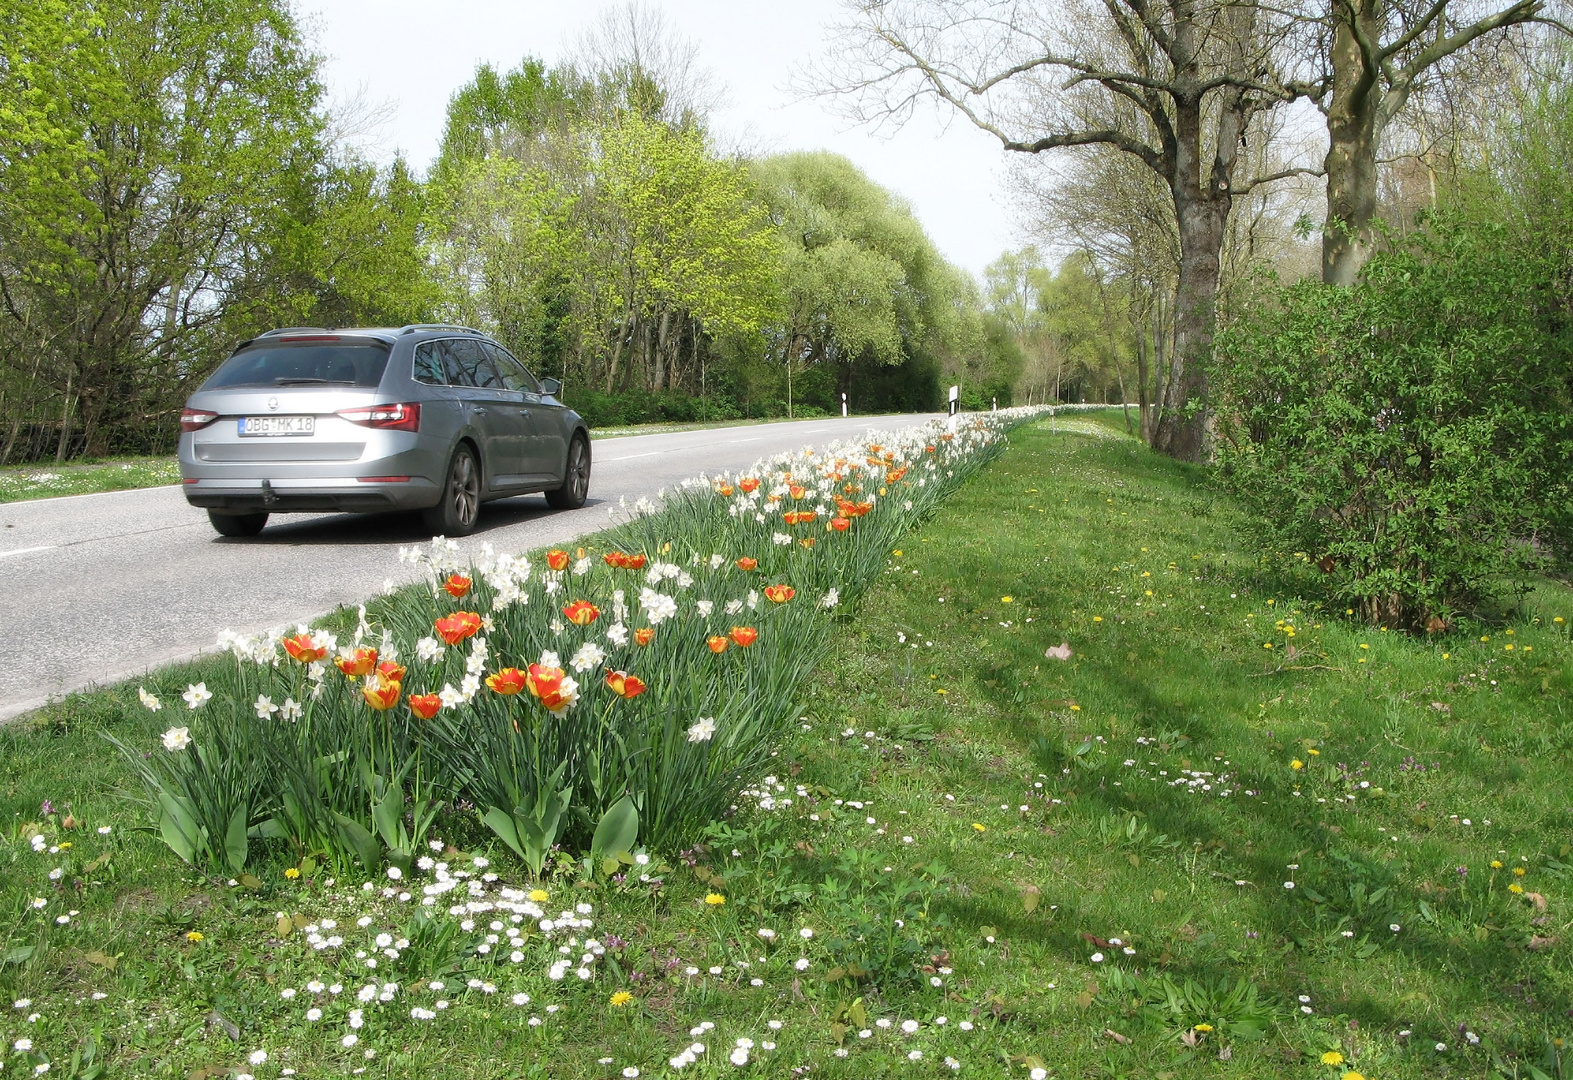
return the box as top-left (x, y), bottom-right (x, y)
top-left (820, 0), bottom-right (1317, 461)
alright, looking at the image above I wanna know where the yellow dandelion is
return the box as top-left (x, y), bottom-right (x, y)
top-left (610, 991), bottom-right (634, 1007)
top-left (1555, 616), bottom-right (1565, 625)
top-left (1093, 616), bottom-right (1103, 622)
top-left (1359, 643), bottom-right (1369, 649)
top-left (1321, 1051), bottom-right (1345, 1066)
top-left (1001, 596), bottom-right (1013, 603)
top-left (1291, 760), bottom-right (1305, 770)
top-left (1308, 748), bottom-right (1320, 755)
top-left (1514, 866), bottom-right (1526, 876)
top-left (284, 867), bottom-right (301, 879)
top-left (1193, 1023), bottom-right (1213, 1032)
top-left (704, 893), bottom-right (726, 906)
top-left (185, 931), bottom-right (203, 942)
top-left (972, 823), bottom-right (987, 832)
top-left (528, 888), bottom-right (549, 902)
top-left (1509, 883), bottom-right (1524, 894)
top-left (1344, 1073), bottom-right (1366, 1080)
top-left (1491, 860), bottom-right (1503, 869)
top-left (892, 550), bottom-right (903, 557)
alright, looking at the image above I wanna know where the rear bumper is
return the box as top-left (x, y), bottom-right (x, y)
top-left (182, 477), bottom-right (441, 513)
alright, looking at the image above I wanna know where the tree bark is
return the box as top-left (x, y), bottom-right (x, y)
top-left (1321, 0), bottom-right (1384, 286)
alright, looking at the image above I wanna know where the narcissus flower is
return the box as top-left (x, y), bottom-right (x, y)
top-left (434, 611), bottom-right (483, 645)
top-left (408, 693), bottom-right (442, 720)
top-left (604, 671), bottom-right (647, 699)
top-left (708, 635), bottom-right (729, 654)
top-left (283, 633), bottom-right (329, 663)
top-left (764, 585), bottom-right (795, 603)
top-left (525, 664), bottom-right (579, 713)
top-left (335, 648), bottom-right (378, 677)
top-left (828, 517), bottom-right (851, 532)
top-left (161, 726), bottom-right (192, 751)
top-left (633, 628), bottom-right (655, 647)
top-left (546, 549), bottom-right (569, 572)
top-left (486, 668), bottom-right (528, 696)
top-left (735, 557), bottom-right (758, 571)
top-left (443, 573), bottom-right (472, 598)
top-left (563, 600), bottom-right (600, 626)
top-left (376, 660), bottom-right (406, 684)
top-left (362, 674), bottom-right (401, 711)
top-left (729, 626), bottom-right (758, 647)
top-left (687, 716), bottom-right (716, 742)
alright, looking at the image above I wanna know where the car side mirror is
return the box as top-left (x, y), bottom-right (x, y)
top-left (539, 377), bottom-right (562, 398)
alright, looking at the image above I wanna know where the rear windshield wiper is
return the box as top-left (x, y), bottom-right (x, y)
top-left (274, 377), bottom-right (356, 386)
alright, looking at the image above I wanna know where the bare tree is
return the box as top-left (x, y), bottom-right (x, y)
top-left (1313, 0), bottom-right (1567, 283)
top-left (816, 0), bottom-right (1320, 461)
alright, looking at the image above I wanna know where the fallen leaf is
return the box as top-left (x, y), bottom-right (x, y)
top-left (1528, 935), bottom-right (1557, 951)
top-left (1526, 892), bottom-right (1548, 911)
top-left (1430, 701), bottom-right (1451, 714)
top-left (1020, 884), bottom-right (1042, 914)
top-left (82, 950), bottom-right (118, 971)
top-left (1180, 1029), bottom-right (1198, 1047)
top-left (276, 914), bottom-right (294, 938)
top-left (204, 1009), bottom-right (239, 1041)
top-left (1045, 642), bottom-right (1073, 661)
top-left (1104, 1028), bottom-right (1132, 1045)
top-left (1081, 932), bottom-right (1111, 948)
top-left (237, 873), bottom-right (263, 890)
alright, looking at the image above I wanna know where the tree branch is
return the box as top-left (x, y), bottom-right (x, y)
top-left (1236, 164), bottom-right (1326, 193)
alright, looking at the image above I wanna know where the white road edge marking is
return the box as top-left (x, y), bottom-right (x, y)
top-left (601, 451), bottom-right (665, 462)
top-left (0, 545), bottom-right (56, 559)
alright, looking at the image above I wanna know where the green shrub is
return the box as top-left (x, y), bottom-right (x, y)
top-left (1213, 217), bottom-right (1573, 628)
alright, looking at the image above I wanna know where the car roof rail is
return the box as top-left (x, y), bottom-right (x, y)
top-left (258, 327), bottom-right (333, 337)
top-left (398, 323), bottom-right (481, 336)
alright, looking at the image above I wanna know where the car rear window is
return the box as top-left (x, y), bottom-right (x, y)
top-left (203, 337), bottom-right (391, 390)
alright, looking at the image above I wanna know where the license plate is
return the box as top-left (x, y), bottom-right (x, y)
top-left (240, 415), bottom-right (314, 437)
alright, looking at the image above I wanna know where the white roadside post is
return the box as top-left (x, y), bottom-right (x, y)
top-left (947, 385), bottom-right (959, 433)
top-left (841, 391), bottom-right (847, 418)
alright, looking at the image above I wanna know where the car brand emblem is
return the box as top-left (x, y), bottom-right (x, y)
top-left (267, 396), bottom-right (279, 411)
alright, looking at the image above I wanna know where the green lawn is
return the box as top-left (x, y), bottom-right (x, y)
top-left (3, 420), bottom-right (1569, 1078)
top-left (0, 456), bottom-right (182, 503)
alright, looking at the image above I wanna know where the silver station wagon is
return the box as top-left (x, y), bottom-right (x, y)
top-left (179, 325), bottom-right (591, 537)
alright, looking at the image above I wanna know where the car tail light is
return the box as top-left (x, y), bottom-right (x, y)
top-left (337, 402), bottom-right (420, 432)
top-left (181, 407), bottom-right (218, 432)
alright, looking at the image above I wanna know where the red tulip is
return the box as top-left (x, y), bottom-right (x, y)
top-left (604, 670), bottom-right (647, 699)
top-left (376, 660), bottom-right (406, 684)
top-left (829, 517), bottom-right (851, 532)
top-left (563, 600), bottom-right (600, 626)
top-left (525, 664), bottom-right (578, 712)
top-left (633, 628), bottom-right (655, 647)
top-left (603, 551), bottom-right (628, 568)
top-left (443, 573), bottom-right (472, 598)
top-left (764, 585), bottom-right (795, 604)
top-left (546, 549), bottom-right (570, 571)
top-left (886, 466), bottom-right (908, 483)
top-left (735, 557), bottom-right (758, 571)
top-left (362, 675), bottom-right (401, 712)
top-left (739, 477), bottom-right (760, 493)
top-left (729, 626), bottom-right (758, 648)
top-left (434, 611), bottom-right (483, 645)
top-left (334, 647), bottom-right (378, 677)
top-left (625, 553), bottom-right (647, 570)
top-left (408, 693), bottom-right (441, 720)
top-left (486, 667), bottom-right (527, 695)
top-left (707, 635), bottom-right (729, 654)
top-left (283, 634), bottom-right (329, 664)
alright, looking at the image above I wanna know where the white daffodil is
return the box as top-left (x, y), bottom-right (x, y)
top-left (686, 717), bottom-right (717, 743)
top-left (639, 588), bottom-right (677, 625)
top-left (138, 687), bottom-right (162, 711)
top-left (254, 695), bottom-right (278, 720)
top-left (416, 637), bottom-right (442, 662)
top-left (161, 726), bottom-right (192, 751)
top-left (182, 682), bottom-right (212, 709)
top-left (279, 697), bottom-right (302, 722)
top-left (569, 641), bottom-right (606, 673)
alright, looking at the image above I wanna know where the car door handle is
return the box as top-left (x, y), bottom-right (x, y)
top-left (472, 407), bottom-right (488, 416)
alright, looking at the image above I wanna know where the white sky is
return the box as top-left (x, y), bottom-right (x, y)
top-left (301, 0), bottom-right (1022, 281)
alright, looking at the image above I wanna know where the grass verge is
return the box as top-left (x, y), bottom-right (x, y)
top-left (0, 457), bottom-right (182, 503)
top-left (3, 419), bottom-right (1569, 1078)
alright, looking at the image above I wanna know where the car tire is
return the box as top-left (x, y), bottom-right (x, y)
top-left (208, 510), bottom-right (269, 537)
top-left (423, 444), bottom-right (481, 536)
top-left (545, 433), bottom-right (590, 510)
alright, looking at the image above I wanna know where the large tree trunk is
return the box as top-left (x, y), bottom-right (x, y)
top-left (1321, 0), bottom-right (1384, 286)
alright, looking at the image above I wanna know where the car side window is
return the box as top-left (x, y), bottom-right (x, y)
top-left (440, 339), bottom-right (503, 389)
top-left (412, 343), bottom-right (447, 385)
top-left (484, 343), bottom-right (540, 394)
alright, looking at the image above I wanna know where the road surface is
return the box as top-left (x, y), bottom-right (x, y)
top-left (0, 415), bottom-right (942, 721)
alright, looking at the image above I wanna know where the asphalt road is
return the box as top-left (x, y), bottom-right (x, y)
top-left (0, 414), bottom-right (941, 721)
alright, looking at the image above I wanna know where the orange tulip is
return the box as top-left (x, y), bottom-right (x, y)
top-left (788, 484), bottom-right (806, 499)
top-left (764, 584), bottom-right (795, 604)
top-left (715, 483), bottom-right (735, 497)
top-left (735, 557), bottom-right (758, 572)
top-left (434, 611), bottom-right (483, 645)
top-left (739, 477), bottom-right (760, 493)
top-left (625, 553), bottom-right (647, 570)
top-left (829, 517), bottom-right (851, 532)
top-left (408, 693), bottom-right (441, 720)
top-left (729, 626), bottom-right (758, 647)
top-left (867, 444), bottom-right (883, 454)
top-left (886, 466), bottom-right (908, 483)
top-left (334, 647), bottom-right (378, 677)
top-left (486, 667), bottom-right (528, 695)
top-left (707, 635), bottom-right (729, 654)
top-left (525, 663), bottom-right (577, 712)
top-left (926, 445), bottom-right (936, 453)
top-left (783, 510), bottom-right (818, 526)
top-left (377, 659), bottom-right (407, 684)
top-left (443, 573), bottom-right (472, 598)
top-left (604, 670), bottom-right (647, 699)
top-left (799, 537), bottom-right (817, 548)
top-left (563, 600), bottom-right (600, 626)
top-left (633, 627), bottom-right (655, 647)
top-left (362, 675), bottom-right (401, 712)
top-left (546, 549), bottom-right (569, 571)
top-left (603, 551), bottom-right (626, 567)
top-left (283, 633), bottom-right (329, 664)
top-left (941, 433), bottom-right (954, 442)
